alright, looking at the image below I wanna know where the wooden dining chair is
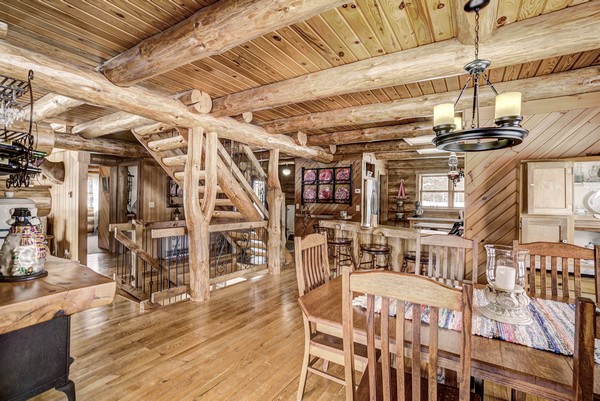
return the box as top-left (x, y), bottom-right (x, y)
top-left (342, 267), bottom-right (477, 401)
top-left (295, 234), bottom-right (366, 401)
top-left (513, 240), bottom-right (600, 302)
top-left (418, 235), bottom-right (479, 286)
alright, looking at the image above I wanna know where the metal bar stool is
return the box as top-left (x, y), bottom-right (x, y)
top-left (327, 237), bottom-right (353, 277)
top-left (401, 251), bottom-right (429, 275)
top-left (358, 243), bottom-right (391, 270)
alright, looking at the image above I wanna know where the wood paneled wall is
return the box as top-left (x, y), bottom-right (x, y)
top-left (139, 159), bottom-right (172, 222)
top-left (47, 150), bottom-right (89, 264)
top-left (386, 158), bottom-right (463, 224)
top-left (465, 107), bottom-right (600, 282)
top-left (294, 157), bottom-right (362, 238)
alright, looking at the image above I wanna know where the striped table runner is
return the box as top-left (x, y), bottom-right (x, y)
top-left (352, 289), bottom-right (600, 363)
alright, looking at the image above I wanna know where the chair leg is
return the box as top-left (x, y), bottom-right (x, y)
top-left (297, 343), bottom-right (311, 401)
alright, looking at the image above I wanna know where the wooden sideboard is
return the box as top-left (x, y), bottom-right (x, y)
top-left (0, 256), bottom-right (116, 400)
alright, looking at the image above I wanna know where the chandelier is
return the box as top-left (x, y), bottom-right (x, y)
top-left (447, 152), bottom-right (464, 187)
top-left (432, 0), bottom-right (528, 152)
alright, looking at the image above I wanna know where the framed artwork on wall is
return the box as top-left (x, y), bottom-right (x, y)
top-left (301, 166), bottom-right (352, 205)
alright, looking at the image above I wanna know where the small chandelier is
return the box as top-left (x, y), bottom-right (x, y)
top-left (432, 0), bottom-right (528, 152)
top-left (447, 152), bottom-right (464, 187)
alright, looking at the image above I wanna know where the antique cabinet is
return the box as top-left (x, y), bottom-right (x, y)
top-left (526, 161), bottom-right (573, 215)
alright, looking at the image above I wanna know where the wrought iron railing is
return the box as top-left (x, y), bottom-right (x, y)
top-left (111, 220), bottom-right (269, 304)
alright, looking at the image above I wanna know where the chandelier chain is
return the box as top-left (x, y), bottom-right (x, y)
top-left (475, 10), bottom-right (480, 59)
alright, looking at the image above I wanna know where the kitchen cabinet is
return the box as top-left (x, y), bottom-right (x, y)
top-left (520, 158), bottom-right (600, 246)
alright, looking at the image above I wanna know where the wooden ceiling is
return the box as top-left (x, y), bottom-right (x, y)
top-left (1, 0), bottom-right (599, 140)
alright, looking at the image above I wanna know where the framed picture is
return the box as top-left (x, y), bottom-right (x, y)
top-left (101, 176), bottom-right (109, 192)
top-left (301, 166), bottom-right (352, 205)
top-left (167, 177), bottom-right (183, 207)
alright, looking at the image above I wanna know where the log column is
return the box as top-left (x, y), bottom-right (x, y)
top-left (183, 128), bottom-right (218, 301)
top-left (267, 149), bottom-right (285, 274)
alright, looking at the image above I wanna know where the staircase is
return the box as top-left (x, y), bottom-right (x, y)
top-left (133, 127), bottom-right (268, 222)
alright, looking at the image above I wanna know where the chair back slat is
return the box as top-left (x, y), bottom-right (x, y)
top-left (515, 241), bottom-right (597, 302)
top-left (540, 255), bottom-right (547, 296)
top-left (381, 297), bottom-right (391, 401)
top-left (420, 234), bottom-right (478, 284)
top-left (342, 269), bottom-right (473, 401)
top-left (562, 257), bottom-right (570, 298)
top-left (295, 234), bottom-right (330, 296)
top-left (459, 284), bottom-right (473, 401)
top-left (550, 256), bottom-right (559, 296)
top-left (411, 303), bottom-right (421, 401)
top-left (395, 300), bottom-right (406, 399)
top-left (366, 294), bottom-right (377, 400)
top-left (428, 306), bottom-right (439, 401)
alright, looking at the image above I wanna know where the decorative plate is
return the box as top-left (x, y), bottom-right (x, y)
top-left (318, 185), bottom-right (332, 201)
top-left (319, 169), bottom-right (333, 182)
top-left (303, 187), bottom-right (316, 202)
top-left (335, 186), bottom-right (350, 202)
top-left (584, 190), bottom-right (600, 214)
top-left (303, 169), bottom-right (316, 182)
top-left (336, 168), bottom-right (350, 181)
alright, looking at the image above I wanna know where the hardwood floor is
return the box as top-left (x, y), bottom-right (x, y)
top-left (30, 258), bottom-right (578, 401)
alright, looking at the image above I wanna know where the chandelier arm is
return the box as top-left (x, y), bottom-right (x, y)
top-left (453, 74), bottom-right (473, 108)
top-left (472, 73), bottom-right (480, 129)
top-left (482, 72), bottom-right (499, 96)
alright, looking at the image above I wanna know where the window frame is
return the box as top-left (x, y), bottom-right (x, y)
top-left (417, 171), bottom-right (464, 210)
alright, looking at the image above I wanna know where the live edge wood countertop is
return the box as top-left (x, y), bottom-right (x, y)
top-left (0, 256), bottom-right (116, 335)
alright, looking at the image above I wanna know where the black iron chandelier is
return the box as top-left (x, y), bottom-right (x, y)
top-left (432, 0), bottom-right (528, 152)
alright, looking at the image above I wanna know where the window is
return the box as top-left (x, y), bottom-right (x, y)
top-left (418, 172), bottom-right (464, 209)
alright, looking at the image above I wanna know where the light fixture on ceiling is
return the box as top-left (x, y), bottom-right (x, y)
top-left (432, 0), bottom-right (528, 152)
top-left (282, 166), bottom-right (292, 176)
top-left (447, 152), bottom-right (464, 187)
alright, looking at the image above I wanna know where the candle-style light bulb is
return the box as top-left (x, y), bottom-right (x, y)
top-left (433, 103), bottom-right (455, 127)
top-left (495, 92), bottom-right (522, 120)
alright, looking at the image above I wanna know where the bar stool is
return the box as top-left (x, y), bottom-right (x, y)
top-left (327, 237), bottom-right (353, 277)
top-left (401, 251), bottom-right (429, 275)
top-left (358, 243), bottom-right (390, 270)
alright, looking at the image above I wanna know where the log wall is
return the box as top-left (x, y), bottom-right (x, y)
top-left (465, 107), bottom-right (600, 282)
top-left (386, 158), bottom-right (464, 225)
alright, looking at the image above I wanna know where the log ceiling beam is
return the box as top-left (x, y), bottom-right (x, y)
top-left (54, 133), bottom-right (148, 158)
top-left (99, 0), bottom-right (347, 86)
top-left (211, 2), bottom-right (599, 116)
top-left (0, 41), bottom-right (332, 163)
top-left (455, 0), bottom-right (498, 45)
top-left (306, 123), bottom-right (433, 146)
top-left (335, 141), bottom-right (432, 156)
top-left (0, 22), bottom-right (7, 40)
top-left (261, 66), bottom-right (600, 134)
top-left (27, 93), bottom-right (84, 122)
top-left (73, 112), bottom-right (154, 138)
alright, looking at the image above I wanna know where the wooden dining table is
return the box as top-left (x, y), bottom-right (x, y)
top-left (298, 276), bottom-right (600, 401)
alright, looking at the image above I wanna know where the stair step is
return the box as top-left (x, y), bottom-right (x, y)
top-left (148, 135), bottom-right (187, 151)
top-left (202, 199), bottom-right (234, 207)
top-left (212, 211), bottom-right (244, 219)
top-left (199, 186), bottom-right (223, 194)
top-left (174, 170), bottom-right (205, 180)
top-left (164, 155), bottom-right (188, 167)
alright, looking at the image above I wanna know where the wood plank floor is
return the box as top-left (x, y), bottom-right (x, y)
top-left (31, 261), bottom-right (563, 401)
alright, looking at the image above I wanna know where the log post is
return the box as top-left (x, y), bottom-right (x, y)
top-left (183, 127), bottom-right (210, 302)
top-left (267, 149), bottom-right (284, 274)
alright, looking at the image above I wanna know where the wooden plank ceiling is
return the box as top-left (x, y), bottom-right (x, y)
top-left (1, 0), bottom-right (598, 139)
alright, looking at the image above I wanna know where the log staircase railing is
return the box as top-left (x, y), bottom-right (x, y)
top-left (110, 219), bottom-right (270, 308)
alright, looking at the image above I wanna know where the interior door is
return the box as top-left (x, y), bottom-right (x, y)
top-left (97, 166), bottom-right (111, 251)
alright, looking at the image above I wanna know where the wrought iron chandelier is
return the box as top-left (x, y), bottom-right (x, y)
top-left (432, 0), bottom-right (528, 152)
